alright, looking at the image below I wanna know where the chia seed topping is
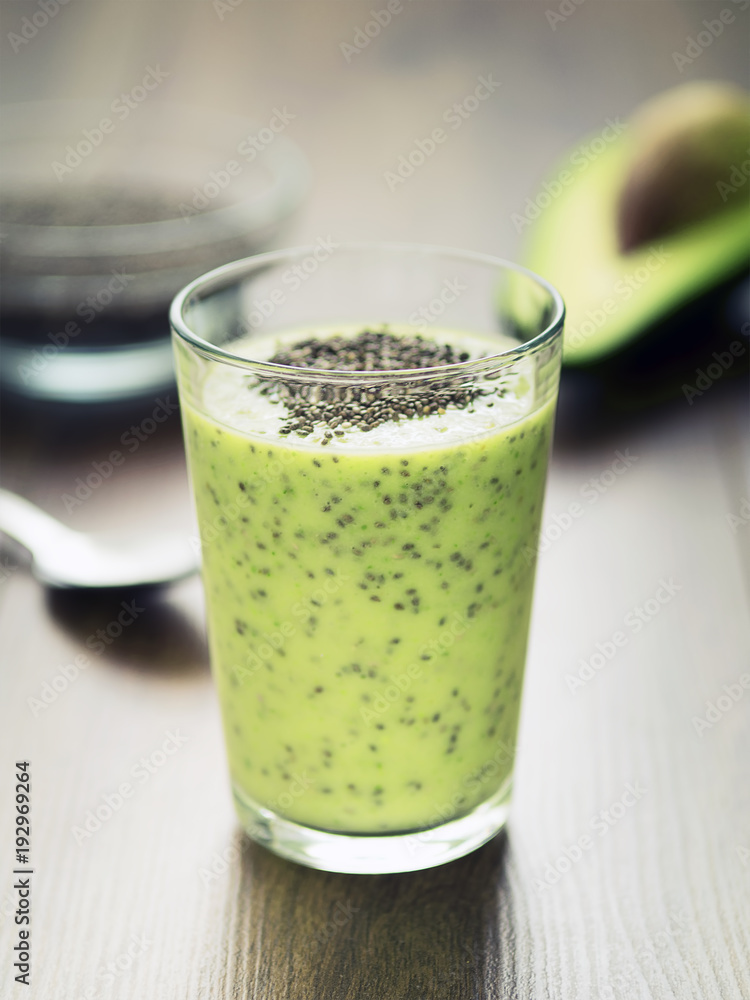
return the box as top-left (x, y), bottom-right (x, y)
top-left (255, 328), bottom-right (496, 438)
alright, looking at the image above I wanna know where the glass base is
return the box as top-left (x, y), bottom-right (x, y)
top-left (232, 776), bottom-right (513, 874)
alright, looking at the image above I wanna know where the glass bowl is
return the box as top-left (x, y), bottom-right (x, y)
top-left (0, 100), bottom-right (310, 403)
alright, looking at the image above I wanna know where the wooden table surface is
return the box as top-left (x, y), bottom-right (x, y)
top-left (2, 3), bottom-right (749, 998)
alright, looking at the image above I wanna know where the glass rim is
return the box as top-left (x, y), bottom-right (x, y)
top-left (169, 241), bottom-right (565, 385)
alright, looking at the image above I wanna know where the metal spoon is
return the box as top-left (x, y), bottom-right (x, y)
top-left (0, 488), bottom-right (199, 589)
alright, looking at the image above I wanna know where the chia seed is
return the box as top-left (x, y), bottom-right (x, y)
top-left (253, 328), bottom-right (494, 437)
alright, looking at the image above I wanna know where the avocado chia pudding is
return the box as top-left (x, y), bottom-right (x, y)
top-left (181, 324), bottom-right (556, 838)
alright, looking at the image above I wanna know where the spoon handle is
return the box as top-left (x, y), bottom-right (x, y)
top-left (0, 489), bottom-right (75, 557)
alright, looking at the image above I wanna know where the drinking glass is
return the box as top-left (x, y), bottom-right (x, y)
top-left (171, 243), bottom-right (564, 873)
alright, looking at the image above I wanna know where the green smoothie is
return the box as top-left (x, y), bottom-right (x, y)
top-left (182, 326), bottom-right (555, 833)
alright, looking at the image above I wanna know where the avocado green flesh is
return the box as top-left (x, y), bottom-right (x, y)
top-left (523, 139), bottom-right (750, 366)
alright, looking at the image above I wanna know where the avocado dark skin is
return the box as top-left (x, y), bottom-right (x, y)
top-left (522, 81), bottom-right (750, 386)
top-left (617, 83), bottom-right (750, 252)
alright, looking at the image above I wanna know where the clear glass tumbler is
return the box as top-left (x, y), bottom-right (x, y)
top-left (171, 243), bottom-right (564, 873)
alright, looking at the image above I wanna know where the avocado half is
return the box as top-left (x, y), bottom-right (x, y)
top-left (521, 86), bottom-right (750, 370)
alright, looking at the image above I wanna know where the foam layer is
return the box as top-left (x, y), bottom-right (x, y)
top-left (198, 326), bottom-right (536, 452)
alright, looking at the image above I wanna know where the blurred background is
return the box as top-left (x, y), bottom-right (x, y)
top-left (4, 0), bottom-right (742, 247)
